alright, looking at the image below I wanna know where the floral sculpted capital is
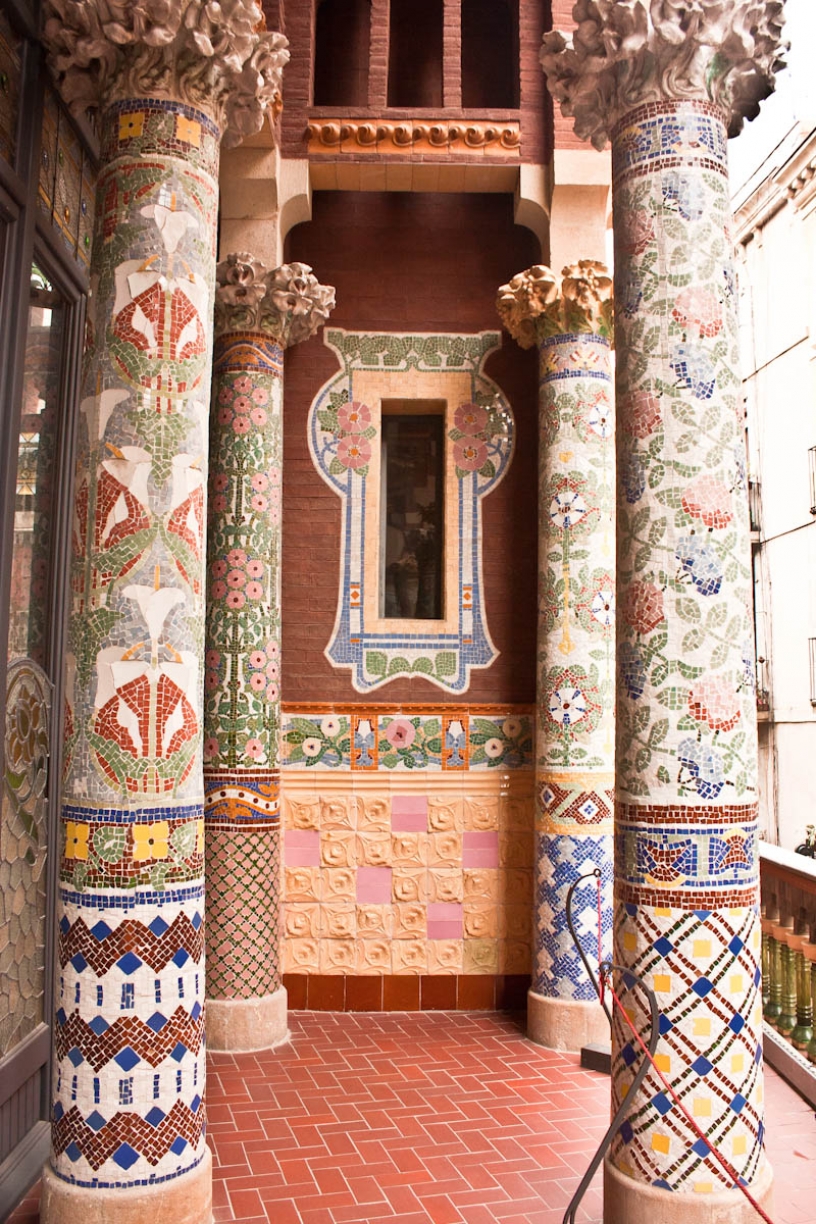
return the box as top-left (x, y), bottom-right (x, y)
top-left (42, 0), bottom-right (289, 147)
top-left (496, 261), bottom-right (613, 347)
top-left (215, 256), bottom-right (337, 348)
top-left (540, 0), bottom-right (786, 150)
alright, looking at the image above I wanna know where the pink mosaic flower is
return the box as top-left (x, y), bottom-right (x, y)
top-left (233, 416), bottom-right (250, 435)
top-left (233, 375), bottom-right (252, 394)
top-left (218, 386), bottom-right (233, 404)
top-left (266, 641), bottom-right (279, 658)
top-left (211, 580), bottom-right (227, 599)
top-left (266, 682), bottom-right (279, 700)
top-left (252, 387), bottom-right (269, 405)
top-left (624, 390), bottom-right (662, 439)
top-left (203, 736), bottom-right (219, 760)
top-left (205, 670), bottom-right (219, 691)
top-left (250, 673), bottom-right (266, 692)
top-left (454, 402), bottom-right (488, 436)
top-left (337, 435), bottom-right (372, 469)
top-left (245, 738), bottom-right (264, 761)
top-left (247, 559), bottom-right (264, 578)
top-left (250, 650), bottom-right (266, 668)
top-left (246, 581), bottom-right (263, 599)
top-left (226, 590), bottom-right (245, 609)
top-left (217, 406), bottom-right (232, 425)
top-left (211, 559), bottom-right (227, 578)
top-left (227, 569), bottom-right (245, 588)
top-left (266, 660), bottom-right (279, 680)
top-left (624, 582), bottom-right (665, 635)
top-left (270, 506), bottom-right (281, 524)
top-left (621, 209), bottom-right (655, 256)
top-left (211, 495), bottom-right (226, 513)
top-left (212, 473), bottom-right (229, 492)
top-left (234, 395), bottom-right (252, 415)
top-left (227, 549), bottom-right (247, 567)
top-left (681, 475), bottom-right (733, 530)
top-left (672, 287), bottom-right (723, 338)
top-left (688, 675), bottom-right (741, 733)
top-left (205, 650), bottom-right (221, 668)
top-left (385, 718), bottom-right (415, 749)
top-left (251, 494), bottom-right (268, 512)
top-left (453, 438), bottom-right (488, 472)
top-left (269, 468), bottom-right (281, 486)
top-left (251, 406), bottom-right (267, 427)
top-left (251, 473), bottom-right (268, 491)
top-left (338, 401), bottom-right (371, 433)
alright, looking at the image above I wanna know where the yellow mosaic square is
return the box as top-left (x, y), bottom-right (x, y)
top-left (692, 939), bottom-right (711, 958)
top-left (694, 1182), bottom-right (714, 1195)
top-left (651, 1133), bottom-right (670, 1155)
top-left (732, 1053), bottom-right (745, 1074)
top-left (730, 973), bottom-right (744, 993)
top-left (693, 1097), bottom-right (711, 1117)
top-left (654, 1052), bottom-right (671, 1073)
top-left (733, 1134), bottom-right (747, 1156)
top-left (119, 112), bottom-right (144, 141)
top-left (176, 114), bottom-right (201, 147)
top-left (623, 930), bottom-right (637, 951)
top-left (693, 1016), bottom-right (711, 1037)
top-left (653, 973), bottom-right (671, 993)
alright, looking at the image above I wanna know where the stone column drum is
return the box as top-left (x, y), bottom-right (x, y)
top-left (497, 263), bottom-right (615, 1052)
top-left (204, 256), bottom-right (334, 1051)
top-left (543, 4), bottom-right (785, 1221)
top-left (39, 5), bottom-right (287, 1223)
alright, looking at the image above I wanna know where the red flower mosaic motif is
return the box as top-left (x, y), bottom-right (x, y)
top-left (94, 671), bottom-right (198, 791)
top-left (384, 718), bottom-right (416, 748)
top-left (337, 435), bottom-right (371, 469)
top-left (454, 438), bottom-right (488, 471)
top-left (681, 475), bottom-right (733, 530)
top-left (672, 286), bottom-right (723, 338)
top-left (623, 390), bottom-right (662, 439)
top-left (338, 401), bottom-right (371, 433)
top-left (688, 675), bottom-right (741, 733)
top-left (624, 581), bottom-right (665, 635)
top-left (112, 280), bottom-right (206, 364)
top-left (454, 402), bottom-right (488, 435)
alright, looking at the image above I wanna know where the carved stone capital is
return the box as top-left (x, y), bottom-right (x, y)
top-left (42, 0), bottom-right (289, 148)
top-left (496, 261), bottom-right (613, 347)
top-left (215, 256), bottom-right (336, 347)
top-left (540, 0), bottom-right (786, 150)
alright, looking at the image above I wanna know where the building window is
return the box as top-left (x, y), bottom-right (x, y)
top-left (381, 403), bottom-right (444, 620)
top-left (387, 0), bottom-right (443, 108)
top-left (313, 0), bottom-right (371, 106)
top-left (461, 0), bottom-right (518, 109)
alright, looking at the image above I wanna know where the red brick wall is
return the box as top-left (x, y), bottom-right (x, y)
top-left (282, 190), bottom-right (539, 705)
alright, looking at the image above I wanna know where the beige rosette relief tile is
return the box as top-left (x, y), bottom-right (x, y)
top-left (356, 831), bottom-right (392, 866)
top-left (321, 829), bottom-right (356, 868)
top-left (284, 795), bottom-right (320, 829)
top-left (357, 939), bottom-right (391, 972)
top-left (356, 904), bottom-right (392, 937)
top-left (358, 794), bottom-right (391, 831)
top-left (464, 795), bottom-right (499, 830)
top-left (428, 832), bottom-right (462, 865)
top-left (321, 902), bottom-right (356, 939)
top-left (391, 832), bottom-right (427, 866)
top-left (320, 794), bottom-right (358, 829)
top-left (428, 869), bottom-right (463, 903)
top-left (392, 868), bottom-right (427, 904)
top-left (284, 938), bottom-right (319, 972)
top-left (393, 940), bottom-right (427, 974)
top-left (285, 903), bottom-right (320, 939)
top-left (427, 941), bottom-right (463, 974)
top-left (463, 901), bottom-right (498, 940)
top-left (464, 938), bottom-right (499, 974)
top-left (428, 796), bottom-right (463, 831)
top-left (322, 867), bottom-right (356, 900)
top-left (463, 868), bottom-right (499, 901)
top-left (393, 902), bottom-right (427, 939)
top-left (320, 938), bottom-right (356, 973)
top-left (285, 866), bottom-right (321, 902)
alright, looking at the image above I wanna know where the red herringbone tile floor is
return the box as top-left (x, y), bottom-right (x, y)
top-left (7, 1011), bottom-right (816, 1224)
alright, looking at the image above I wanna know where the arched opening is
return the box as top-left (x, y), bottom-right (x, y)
top-left (313, 0), bottom-right (371, 107)
top-left (387, 0), bottom-right (443, 109)
top-left (461, 0), bottom-right (518, 109)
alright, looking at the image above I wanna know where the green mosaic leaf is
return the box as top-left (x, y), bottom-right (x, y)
top-left (170, 822), bottom-right (197, 860)
top-left (72, 862), bottom-right (88, 892)
top-left (657, 765), bottom-right (671, 785)
top-left (675, 597), bottom-right (701, 623)
top-left (682, 628), bottom-right (705, 653)
top-left (411, 657), bottom-right (433, 675)
top-left (648, 718), bottom-right (669, 747)
top-left (479, 459), bottom-right (496, 479)
top-left (150, 862), bottom-right (170, 891)
top-left (329, 457), bottom-right (346, 476)
top-left (388, 656), bottom-right (410, 675)
top-left (318, 408), bottom-right (339, 433)
top-left (93, 826), bottom-right (126, 864)
top-left (366, 651), bottom-right (387, 677)
top-left (656, 686), bottom-right (690, 709)
top-left (706, 603), bottom-right (728, 630)
top-left (435, 651), bottom-right (456, 677)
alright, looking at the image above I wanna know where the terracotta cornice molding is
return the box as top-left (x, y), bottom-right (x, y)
top-left (42, 0), bottom-right (289, 147)
top-left (215, 255), bottom-right (336, 347)
top-left (540, 0), bottom-right (786, 151)
top-left (496, 261), bottom-right (614, 348)
top-left (306, 118), bottom-right (521, 156)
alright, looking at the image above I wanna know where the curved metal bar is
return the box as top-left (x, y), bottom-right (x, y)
top-left (561, 871), bottom-right (660, 1224)
top-left (564, 867), bottom-right (612, 1028)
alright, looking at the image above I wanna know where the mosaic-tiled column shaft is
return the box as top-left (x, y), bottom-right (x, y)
top-left (498, 263), bottom-right (615, 1051)
top-left (40, 6), bottom-right (287, 1223)
top-left (543, 5), bottom-right (784, 1221)
top-left (204, 256), bottom-right (334, 1050)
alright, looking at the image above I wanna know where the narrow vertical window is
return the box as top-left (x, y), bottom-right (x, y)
top-left (387, 0), bottom-right (443, 108)
top-left (381, 402), bottom-right (444, 620)
top-left (314, 0), bottom-right (371, 106)
top-left (461, 0), bottom-right (518, 109)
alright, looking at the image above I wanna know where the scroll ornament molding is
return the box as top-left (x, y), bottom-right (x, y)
top-left (496, 261), bottom-right (614, 349)
top-left (215, 254), bottom-right (337, 347)
top-left (540, 0), bottom-right (786, 150)
top-left (307, 118), bottom-right (521, 154)
top-left (42, 0), bottom-right (290, 147)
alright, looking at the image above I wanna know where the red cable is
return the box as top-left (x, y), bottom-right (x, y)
top-left (603, 973), bottom-right (775, 1224)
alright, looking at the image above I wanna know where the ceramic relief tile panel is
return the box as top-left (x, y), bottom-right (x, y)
top-left (281, 705), bottom-right (534, 771)
top-left (0, 10), bottom-right (21, 169)
top-left (282, 780), bottom-right (534, 976)
top-left (308, 330), bottom-right (514, 692)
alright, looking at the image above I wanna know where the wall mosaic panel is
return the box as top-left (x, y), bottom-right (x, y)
top-left (308, 330), bottom-right (514, 693)
top-left (0, 9), bottom-right (21, 170)
top-left (38, 85), bottom-right (96, 271)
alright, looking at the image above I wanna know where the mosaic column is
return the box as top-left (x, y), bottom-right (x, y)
top-left (497, 263), bottom-right (615, 1052)
top-left (40, 6), bottom-right (287, 1223)
top-left (543, 5), bottom-right (784, 1222)
top-left (204, 256), bottom-right (334, 1050)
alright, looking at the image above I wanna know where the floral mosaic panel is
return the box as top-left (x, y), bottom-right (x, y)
top-left (308, 331), bottom-right (514, 692)
top-left (281, 706), bottom-right (534, 771)
top-left (282, 783), bottom-right (534, 976)
top-left (54, 98), bottom-right (219, 1190)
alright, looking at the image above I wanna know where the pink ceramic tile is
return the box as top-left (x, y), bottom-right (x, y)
top-left (357, 866), bottom-right (393, 903)
top-left (391, 795), bottom-right (428, 832)
top-left (427, 903), bottom-right (463, 940)
top-left (463, 831), bottom-right (499, 868)
top-left (285, 829), bottom-right (320, 867)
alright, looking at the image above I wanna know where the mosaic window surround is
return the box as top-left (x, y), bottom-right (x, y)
top-left (308, 330), bottom-right (514, 692)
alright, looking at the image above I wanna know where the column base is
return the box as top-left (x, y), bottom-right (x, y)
top-left (603, 1154), bottom-right (774, 1224)
top-left (206, 986), bottom-right (288, 1052)
top-left (41, 1146), bottom-right (212, 1224)
top-left (527, 990), bottom-right (609, 1052)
